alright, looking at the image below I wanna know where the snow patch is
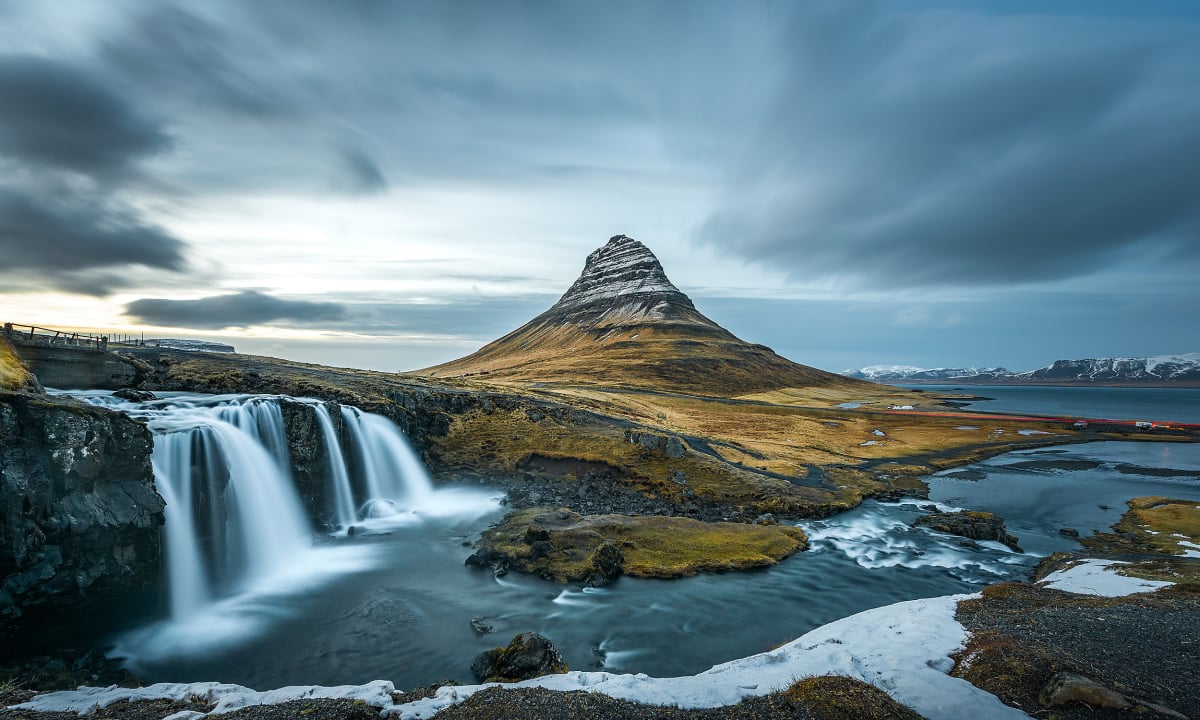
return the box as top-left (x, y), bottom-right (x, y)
top-left (12, 596), bottom-right (1028, 720)
top-left (1038, 559), bottom-right (1174, 597)
top-left (1016, 429), bottom-right (1051, 436)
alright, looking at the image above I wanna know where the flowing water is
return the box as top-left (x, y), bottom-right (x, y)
top-left (907, 383), bottom-right (1200, 423)
top-left (56, 388), bottom-right (1200, 691)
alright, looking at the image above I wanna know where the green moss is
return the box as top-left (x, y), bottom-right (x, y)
top-left (1082, 496), bottom-right (1200, 558)
top-left (474, 508), bottom-right (808, 582)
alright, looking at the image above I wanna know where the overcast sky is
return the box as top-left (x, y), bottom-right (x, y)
top-left (1, 0), bottom-right (1197, 373)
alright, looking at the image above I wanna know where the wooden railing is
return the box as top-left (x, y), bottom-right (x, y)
top-left (3, 322), bottom-right (109, 350)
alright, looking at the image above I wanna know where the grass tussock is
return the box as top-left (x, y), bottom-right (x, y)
top-left (784, 675), bottom-right (926, 720)
top-left (0, 339), bottom-right (35, 391)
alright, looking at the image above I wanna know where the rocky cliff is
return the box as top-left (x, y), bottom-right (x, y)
top-left (0, 390), bottom-right (164, 641)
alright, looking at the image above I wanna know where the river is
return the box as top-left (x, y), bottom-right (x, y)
top-left (56, 387), bottom-right (1200, 692)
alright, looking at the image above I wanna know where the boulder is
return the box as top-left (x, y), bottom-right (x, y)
top-left (471, 632), bottom-right (569, 683)
top-left (113, 388), bottom-right (157, 402)
top-left (1039, 672), bottom-right (1131, 710)
top-left (584, 540), bottom-right (624, 587)
top-left (915, 510), bottom-right (1022, 552)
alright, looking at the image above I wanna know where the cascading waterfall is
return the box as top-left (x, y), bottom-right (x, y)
top-left (312, 404), bottom-right (358, 530)
top-left (337, 405), bottom-right (434, 518)
top-left (145, 397), bottom-right (313, 618)
top-left (52, 389), bottom-right (500, 666)
top-left (78, 392), bottom-right (456, 622)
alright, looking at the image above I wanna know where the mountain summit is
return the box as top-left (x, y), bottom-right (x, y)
top-left (422, 235), bottom-right (860, 395)
top-left (544, 235), bottom-right (712, 328)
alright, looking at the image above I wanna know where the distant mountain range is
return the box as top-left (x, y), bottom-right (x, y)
top-left (843, 354), bottom-right (1200, 386)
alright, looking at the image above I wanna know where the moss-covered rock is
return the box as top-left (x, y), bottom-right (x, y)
top-left (467, 507), bottom-right (808, 583)
top-left (1082, 496), bottom-right (1200, 558)
top-left (470, 632), bottom-right (569, 683)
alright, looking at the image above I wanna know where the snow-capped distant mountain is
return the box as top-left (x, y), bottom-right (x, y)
top-left (1013, 353), bottom-right (1200, 384)
top-left (843, 353), bottom-right (1200, 386)
top-left (842, 365), bottom-right (1009, 382)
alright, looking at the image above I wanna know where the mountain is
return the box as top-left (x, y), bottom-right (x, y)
top-left (1013, 353), bottom-right (1200, 384)
top-left (422, 235), bottom-right (864, 395)
top-left (843, 353), bottom-right (1200, 386)
top-left (843, 365), bottom-right (1010, 382)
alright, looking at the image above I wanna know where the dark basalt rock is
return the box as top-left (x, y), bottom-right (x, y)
top-left (471, 632), bottom-right (569, 683)
top-left (915, 510), bottom-right (1022, 552)
top-left (112, 388), bottom-right (157, 402)
top-left (0, 392), bottom-right (164, 640)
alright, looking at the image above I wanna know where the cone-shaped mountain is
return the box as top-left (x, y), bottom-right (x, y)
top-left (422, 235), bottom-right (862, 395)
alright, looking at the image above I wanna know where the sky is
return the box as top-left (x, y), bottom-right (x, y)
top-left (1, 0), bottom-right (1198, 374)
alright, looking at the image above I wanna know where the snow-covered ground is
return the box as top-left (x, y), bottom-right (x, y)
top-left (1037, 558), bottom-right (1174, 596)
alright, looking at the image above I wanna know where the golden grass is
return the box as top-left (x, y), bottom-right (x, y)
top-left (420, 318), bottom-right (872, 397)
top-left (0, 340), bottom-right (34, 391)
top-left (475, 507), bottom-right (808, 581)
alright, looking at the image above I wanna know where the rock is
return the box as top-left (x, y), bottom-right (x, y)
top-left (624, 430), bottom-right (687, 459)
top-left (0, 392), bottom-right (164, 641)
top-left (1059, 527), bottom-right (1080, 538)
top-left (584, 540), bottom-right (624, 587)
top-left (1039, 672), bottom-right (1132, 710)
top-left (471, 632), bottom-right (569, 683)
top-left (470, 617), bottom-right (494, 635)
top-left (523, 525), bottom-right (550, 543)
top-left (112, 388), bottom-right (157, 402)
top-left (914, 510), bottom-right (1022, 552)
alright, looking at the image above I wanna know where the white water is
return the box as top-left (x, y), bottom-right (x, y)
top-left (312, 404), bottom-right (358, 529)
top-left (60, 391), bottom-right (499, 664)
top-left (338, 405), bottom-right (435, 524)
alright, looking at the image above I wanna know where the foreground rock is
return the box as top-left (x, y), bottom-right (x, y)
top-left (915, 510), bottom-right (1022, 552)
top-left (471, 632), bottom-right (569, 684)
top-left (466, 507), bottom-right (808, 584)
top-left (954, 572), bottom-right (1199, 719)
top-left (0, 391), bottom-right (163, 641)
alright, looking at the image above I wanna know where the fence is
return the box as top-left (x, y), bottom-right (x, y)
top-left (3, 322), bottom-right (109, 351)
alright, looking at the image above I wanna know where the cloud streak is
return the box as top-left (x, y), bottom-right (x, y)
top-left (124, 290), bottom-right (347, 329)
top-left (0, 186), bottom-right (187, 295)
top-left (696, 4), bottom-right (1200, 288)
top-left (0, 54), bottom-right (172, 179)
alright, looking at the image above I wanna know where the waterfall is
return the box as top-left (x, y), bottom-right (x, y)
top-left (336, 406), bottom-right (434, 520)
top-left (312, 404), bottom-right (358, 529)
top-left (144, 398), bottom-right (312, 618)
top-left (88, 393), bottom-right (451, 616)
top-left (56, 389), bottom-right (500, 662)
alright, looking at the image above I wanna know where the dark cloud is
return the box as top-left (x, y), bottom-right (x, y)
top-left (696, 3), bottom-right (1200, 288)
top-left (0, 186), bottom-right (186, 294)
top-left (124, 290), bottom-right (347, 329)
top-left (101, 4), bottom-right (289, 118)
top-left (0, 54), bottom-right (171, 178)
top-left (335, 144), bottom-right (388, 194)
